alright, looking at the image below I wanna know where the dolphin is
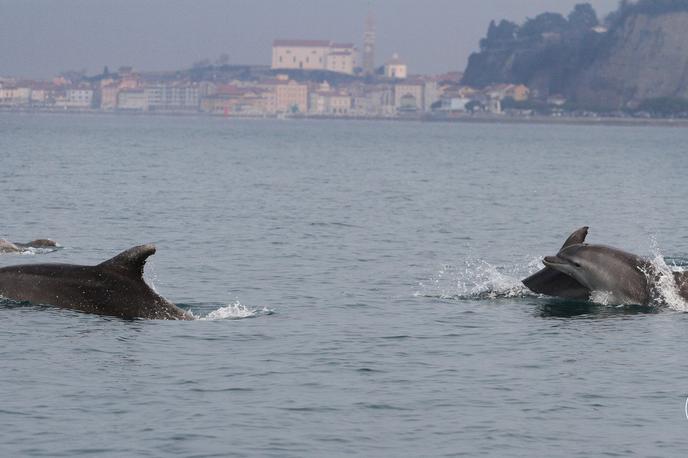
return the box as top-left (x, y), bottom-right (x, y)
top-left (523, 227), bottom-right (688, 305)
top-left (0, 238), bottom-right (60, 253)
top-left (0, 240), bottom-right (20, 253)
top-left (0, 244), bottom-right (192, 320)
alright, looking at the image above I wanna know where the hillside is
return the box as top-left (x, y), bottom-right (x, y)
top-left (462, 1), bottom-right (688, 110)
top-left (573, 9), bottom-right (688, 109)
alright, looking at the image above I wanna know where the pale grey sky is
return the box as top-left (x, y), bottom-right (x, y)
top-left (0, 0), bottom-right (620, 78)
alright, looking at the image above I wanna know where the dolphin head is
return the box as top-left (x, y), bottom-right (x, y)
top-left (542, 243), bottom-right (650, 305)
top-left (543, 244), bottom-right (596, 287)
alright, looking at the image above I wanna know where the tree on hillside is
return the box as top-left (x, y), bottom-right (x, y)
top-left (568, 3), bottom-right (599, 33)
top-left (517, 12), bottom-right (569, 39)
top-left (481, 20), bottom-right (519, 50)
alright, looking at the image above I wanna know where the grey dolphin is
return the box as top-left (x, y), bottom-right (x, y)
top-left (523, 227), bottom-right (688, 305)
top-left (15, 239), bottom-right (59, 249)
top-left (0, 240), bottom-right (20, 253)
top-left (522, 227), bottom-right (592, 300)
top-left (0, 244), bottom-right (192, 320)
top-left (0, 238), bottom-right (60, 253)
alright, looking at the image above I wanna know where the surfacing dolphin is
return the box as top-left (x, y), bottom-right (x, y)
top-left (0, 238), bottom-right (60, 254)
top-left (522, 227), bottom-right (688, 305)
top-left (0, 244), bottom-right (192, 320)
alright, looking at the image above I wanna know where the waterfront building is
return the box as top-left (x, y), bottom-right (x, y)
top-left (308, 82), bottom-right (351, 115)
top-left (487, 97), bottom-right (502, 114)
top-left (260, 75), bottom-right (308, 113)
top-left (352, 85), bottom-right (395, 116)
top-left (394, 81), bottom-right (424, 111)
top-left (508, 84), bottom-right (530, 102)
top-left (29, 85), bottom-right (48, 106)
top-left (200, 85), bottom-right (269, 116)
top-left (0, 86), bottom-right (31, 106)
top-left (117, 89), bottom-right (148, 111)
top-left (101, 83), bottom-right (119, 110)
top-left (485, 83), bottom-right (530, 102)
top-left (423, 80), bottom-right (441, 111)
top-left (65, 87), bottom-right (94, 108)
top-left (272, 40), bottom-right (356, 75)
top-left (144, 82), bottom-right (200, 111)
top-left (385, 54), bottom-right (408, 79)
top-left (439, 97), bottom-right (472, 112)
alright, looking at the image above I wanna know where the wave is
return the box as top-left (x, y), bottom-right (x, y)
top-left (415, 257), bottom-right (541, 300)
top-left (646, 249), bottom-right (688, 312)
top-left (191, 301), bottom-right (274, 321)
top-left (0, 246), bottom-right (62, 256)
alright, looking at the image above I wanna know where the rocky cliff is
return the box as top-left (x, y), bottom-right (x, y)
top-left (572, 11), bottom-right (688, 109)
top-left (462, 1), bottom-right (688, 110)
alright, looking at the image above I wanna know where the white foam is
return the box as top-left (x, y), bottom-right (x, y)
top-left (15, 246), bottom-right (61, 256)
top-left (588, 290), bottom-right (626, 307)
top-left (195, 301), bottom-right (273, 320)
top-left (647, 251), bottom-right (688, 312)
top-left (416, 257), bottom-right (539, 300)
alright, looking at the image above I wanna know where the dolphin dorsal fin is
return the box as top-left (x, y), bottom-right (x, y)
top-left (99, 244), bottom-right (156, 278)
top-left (560, 226), bottom-right (589, 250)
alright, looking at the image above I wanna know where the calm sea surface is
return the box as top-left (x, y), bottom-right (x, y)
top-left (1, 113), bottom-right (688, 457)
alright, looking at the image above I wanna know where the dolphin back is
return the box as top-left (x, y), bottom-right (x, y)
top-left (99, 244), bottom-right (157, 279)
top-left (0, 244), bottom-right (191, 320)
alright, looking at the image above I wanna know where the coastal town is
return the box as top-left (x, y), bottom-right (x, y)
top-left (0, 57), bottom-right (525, 120)
top-left (0, 12), bottom-right (557, 121)
top-left (1, 7), bottom-right (685, 122)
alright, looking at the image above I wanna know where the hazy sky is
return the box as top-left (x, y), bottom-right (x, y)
top-left (0, 0), bottom-right (620, 79)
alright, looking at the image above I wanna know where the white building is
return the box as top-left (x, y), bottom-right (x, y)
top-left (423, 81), bottom-right (440, 111)
top-left (117, 89), bottom-right (148, 111)
top-left (308, 82), bottom-right (351, 115)
top-left (352, 85), bottom-right (395, 117)
top-left (440, 97), bottom-right (472, 112)
top-left (272, 39), bottom-right (356, 75)
top-left (394, 82), bottom-right (423, 111)
top-left (385, 54), bottom-right (408, 79)
top-left (0, 87), bottom-right (31, 106)
top-left (144, 83), bottom-right (200, 111)
top-left (65, 88), bottom-right (93, 108)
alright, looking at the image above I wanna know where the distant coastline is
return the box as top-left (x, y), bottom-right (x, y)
top-left (3, 106), bottom-right (687, 128)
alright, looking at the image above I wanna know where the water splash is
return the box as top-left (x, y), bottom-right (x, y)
top-left (0, 245), bottom-right (62, 256)
top-left (416, 257), bottom-right (540, 300)
top-left (588, 291), bottom-right (618, 307)
top-left (194, 301), bottom-right (274, 321)
top-left (646, 242), bottom-right (688, 312)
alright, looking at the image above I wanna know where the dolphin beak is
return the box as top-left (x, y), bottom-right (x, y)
top-left (543, 255), bottom-right (566, 267)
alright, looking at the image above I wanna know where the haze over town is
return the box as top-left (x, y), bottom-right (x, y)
top-left (1, 0), bottom-right (619, 78)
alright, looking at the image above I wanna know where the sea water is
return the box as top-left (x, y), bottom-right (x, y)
top-left (1, 113), bottom-right (688, 457)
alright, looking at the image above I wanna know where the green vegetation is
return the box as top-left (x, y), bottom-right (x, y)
top-left (464, 0), bottom-right (688, 112)
top-left (636, 97), bottom-right (688, 116)
top-left (501, 97), bottom-right (548, 112)
top-left (464, 3), bottom-right (601, 89)
top-left (568, 3), bottom-right (599, 32)
top-left (478, 3), bottom-right (599, 52)
top-left (517, 13), bottom-right (570, 40)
